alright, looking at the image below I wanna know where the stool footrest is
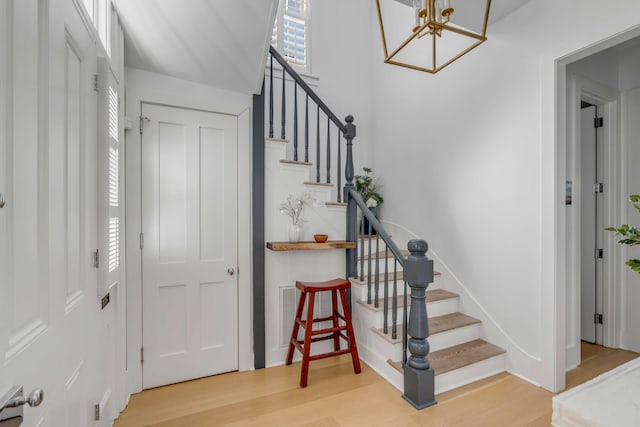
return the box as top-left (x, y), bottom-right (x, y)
top-left (309, 314), bottom-right (346, 323)
top-left (295, 319), bottom-right (348, 334)
top-left (293, 331), bottom-right (349, 346)
top-left (307, 348), bottom-right (354, 362)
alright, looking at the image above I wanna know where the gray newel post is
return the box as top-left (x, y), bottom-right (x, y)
top-left (344, 115), bottom-right (357, 280)
top-left (402, 239), bottom-right (437, 410)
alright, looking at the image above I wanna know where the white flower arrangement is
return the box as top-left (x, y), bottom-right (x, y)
top-left (280, 192), bottom-right (318, 225)
top-left (366, 197), bottom-right (378, 208)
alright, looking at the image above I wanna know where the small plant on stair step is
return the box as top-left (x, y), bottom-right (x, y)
top-left (606, 194), bottom-right (640, 273)
top-left (355, 167), bottom-right (384, 208)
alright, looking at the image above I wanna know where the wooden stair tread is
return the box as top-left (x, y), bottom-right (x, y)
top-left (428, 339), bottom-right (506, 375)
top-left (386, 339), bottom-right (505, 376)
top-left (349, 270), bottom-right (441, 285)
top-left (325, 202), bottom-right (347, 207)
top-left (372, 312), bottom-right (481, 344)
top-left (356, 289), bottom-right (458, 312)
top-left (429, 312), bottom-right (481, 334)
top-left (304, 181), bottom-right (334, 187)
top-left (280, 159), bottom-right (312, 166)
top-left (265, 137), bottom-right (288, 143)
top-left (359, 249), bottom-right (410, 261)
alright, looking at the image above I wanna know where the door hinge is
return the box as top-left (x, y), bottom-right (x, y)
top-left (141, 347), bottom-right (144, 364)
top-left (139, 116), bottom-right (150, 135)
top-left (594, 248), bottom-right (604, 259)
top-left (594, 117), bottom-right (603, 128)
top-left (593, 183), bottom-right (604, 194)
top-left (594, 313), bottom-right (604, 324)
top-left (93, 74), bottom-right (99, 92)
top-left (93, 249), bottom-right (100, 268)
top-left (140, 232), bottom-right (144, 250)
top-left (94, 404), bottom-right (100, 421)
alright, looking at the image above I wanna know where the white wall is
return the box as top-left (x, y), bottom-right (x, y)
top-left (123, 67), bottom-right (253, 394)
top-left (366, 0), bottom-right (640, 390)
top-left (619, 44), bottom-right (640, 91)
top-left (310, 0), bottom-right (375, 173)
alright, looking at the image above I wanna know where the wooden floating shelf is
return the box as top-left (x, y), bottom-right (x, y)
top-left (266, 241), bottom-right (356, 251)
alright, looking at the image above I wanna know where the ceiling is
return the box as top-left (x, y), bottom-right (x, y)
top-left (114, 0), bottom-right (278, 95)
top-left (114, 0), bottom-right (530, 95)
top-left (393, 0), bottom-right (532, 25)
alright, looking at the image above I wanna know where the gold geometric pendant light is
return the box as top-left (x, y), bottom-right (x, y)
top-left (375, 0), bottom-right (491, 73)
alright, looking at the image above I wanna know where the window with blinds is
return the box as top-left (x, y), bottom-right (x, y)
top-left (107, 86), bottom-right (119, 274)
top-left (97, 56), bottom-right (121, 295)
top-left (272, 0), bottom-right (309, 70)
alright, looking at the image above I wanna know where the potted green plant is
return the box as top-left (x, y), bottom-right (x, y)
top-left (355, 167), bottom-right (383, 234)
top-left (606, 194), bottom-right (640, 273)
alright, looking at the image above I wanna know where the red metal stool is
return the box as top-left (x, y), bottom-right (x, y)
top-left (286, 278), bottom-right (361, 387)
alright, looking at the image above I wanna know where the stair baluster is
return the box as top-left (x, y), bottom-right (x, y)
top-left (392, 258), bottom-right (398, 340)
top-left (316, 105), bottom-right (320, 182)
top-left (269, 54), bottom-right (274, 139)
top-left (305, 94), bottom-right (309, 162)
top-left (281, 66), bottom-right (286, 140)
top-left (374, 234), bottom-right (380, 308)
top-left (383, 245), bottom-right (389, 334)
top-left (367, 220), bottom-right (372, 305)
top-left (293, 83), bottom-right (298, 161)
top-left (337, 132), bottom-right (342, 202)
top-left (359, 219), bottom-right (365, 282)
top-left (326, 117), bottom-right (331, 184)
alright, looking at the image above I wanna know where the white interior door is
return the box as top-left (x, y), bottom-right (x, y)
top-left (580, 104), bottom-right (604, 345)
top-left (0, 1), bottom-right (52, 424)
top-left (141, 104), bottom-right (239, 389)
top-left (0, 1), bottom-right (110, 426)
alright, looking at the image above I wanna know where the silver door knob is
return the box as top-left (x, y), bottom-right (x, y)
top-left (0, 193), bottom-right (5, 208)
top-left (2, 388), bottom-right (44, 410)
top-left (227, 268), bottom-right (235, 276)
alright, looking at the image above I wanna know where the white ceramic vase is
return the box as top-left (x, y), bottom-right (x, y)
top-left (288, 223), bottom-right (303, 242)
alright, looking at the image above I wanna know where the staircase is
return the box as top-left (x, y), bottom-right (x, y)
top-left (349, 237), bottom-right (506, 394)
top-left (261, 46), bottom-right (506, 407)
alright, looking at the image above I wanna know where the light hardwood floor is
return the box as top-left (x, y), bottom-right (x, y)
top-left (115, 343), bottom-right (638, 427)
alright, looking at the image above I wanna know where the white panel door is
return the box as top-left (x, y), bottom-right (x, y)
top-left (141, 104), bottom-right (239, 389)
top-left (580, 105), bottom-right (604, 345)
top-left (0, 1), bottom-right (51, 423)
top-left (0, 0), bottom-right (99, 425)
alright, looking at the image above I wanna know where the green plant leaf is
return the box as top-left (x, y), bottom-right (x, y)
top-left (625, 259), bottom-right (640, 273)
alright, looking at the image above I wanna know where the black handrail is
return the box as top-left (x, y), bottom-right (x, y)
top-left (269, 46), bottom-right (347, 134)
top-left (346, 188), bottom-right (406, 265)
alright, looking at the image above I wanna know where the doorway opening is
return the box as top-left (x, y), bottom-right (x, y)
top-left (560, 32), bottom-right (640, 378)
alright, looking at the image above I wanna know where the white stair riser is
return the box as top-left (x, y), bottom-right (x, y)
top-left (370, 327), bottom-right (404, 362)
top-left (434, 354), bottom-right (506, 394)
top-left (357, 257), bottom-right (404, 277)
top-left (351, 281), bottom-right (409, 302)
top-left (429, 323), bottom-right (482, 352)
top-left (351, 277), bottom-right (442, 301)
top-left (369, 322), bottom-right (483, 362)
top-left (354, 296), bottom-right (459, 330)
